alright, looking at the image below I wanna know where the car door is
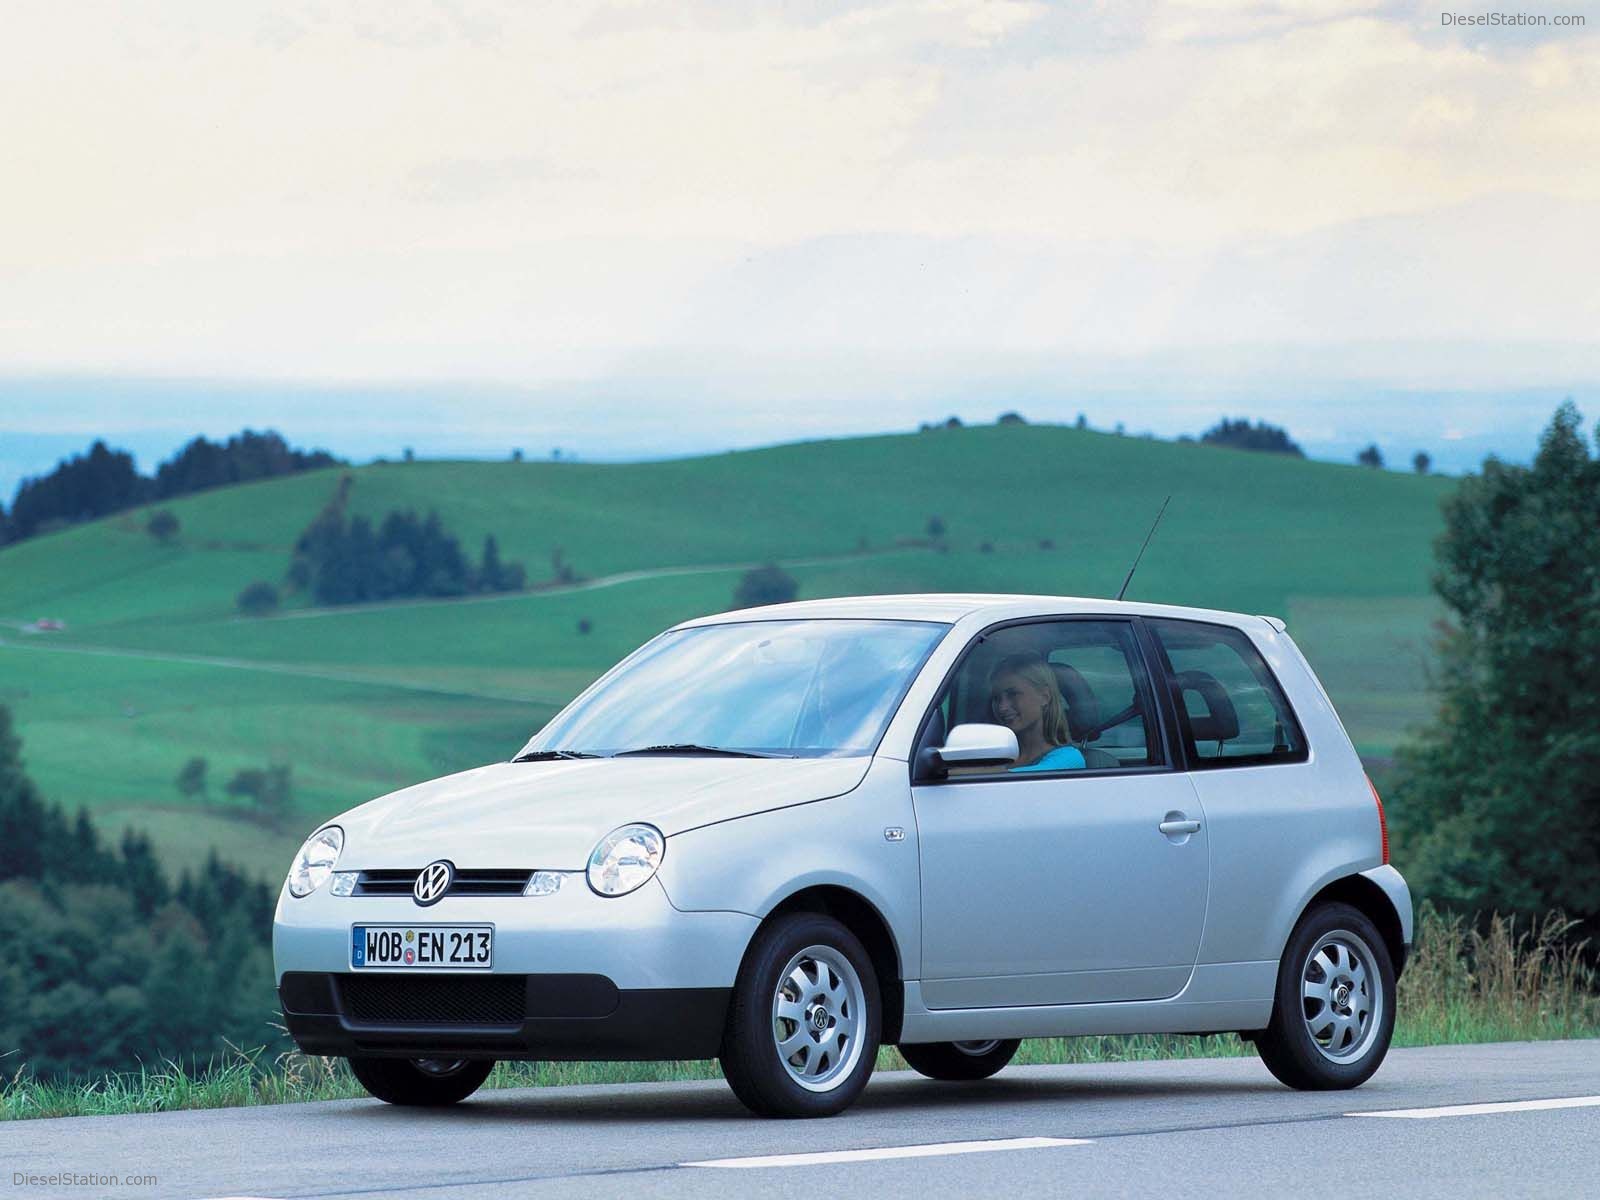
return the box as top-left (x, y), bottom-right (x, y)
top-left (911, 617), bottom-right (1210, 1008)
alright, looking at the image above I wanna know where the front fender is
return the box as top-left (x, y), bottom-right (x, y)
top-left (654, 757), bottom-right (921, 978)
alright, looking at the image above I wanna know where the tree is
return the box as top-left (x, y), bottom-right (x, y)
top-left (7, 440), bottom-right (148, 541)
top-left (733, 565), bottom-right (798, 610)
top-left (997, 411), bottom-right (1026, 425)
top-left (176, 756), bottom-right (208, 801)
top-left (477, 535), bottom-right (526, 593)
top-left (1198, 418), bottom-right (1305, 457)
top-left (225, 764), bottom-right (293, 821)
top-left (151, 430), bottom-right (341, 500)
top-left (1356, 443), bottom-right (1385, 468)
top-left (0, 707), bottom-right (281, 1082)
top-left (147, 509), bottom-right (180, 543)
top-left (236, 580), bottom-right (280, 615)
top-left (119, 828), bottom-right (170, 917)
top-left (551, 546), bottom-right (576, 584)
top-left (1413, 450), bottom-right (1432, 475)
top-left (1391, 402), bottom-right (1600, 923)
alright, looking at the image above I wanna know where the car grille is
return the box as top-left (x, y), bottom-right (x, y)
top-left (354, 868), bottom-right (533, 897)
top-left (337, 974), bottom-right (527, 1025)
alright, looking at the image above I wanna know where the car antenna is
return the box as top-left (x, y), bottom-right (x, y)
top-left (1115, 494), bottom-right (1171, 602)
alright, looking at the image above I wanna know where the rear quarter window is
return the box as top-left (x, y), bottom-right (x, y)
top-left (1146, 618), bottom-right (1307, 768)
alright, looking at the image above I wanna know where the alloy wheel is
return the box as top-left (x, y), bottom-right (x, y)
top-left (1301, 930), bottom-right (1383, 1062)
top-left (771, 944), bottom-right (868, 1092)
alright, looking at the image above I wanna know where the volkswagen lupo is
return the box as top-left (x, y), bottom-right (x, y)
top-left (275, 595), bottom-right (1411, 1117)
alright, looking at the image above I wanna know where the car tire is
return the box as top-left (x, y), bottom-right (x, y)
top-left (347, 1057), bottom-right (495, 1106)
top-left (1255, 901), bottom-right (1396, 1090)
top-left (719, 912), bottom-right (882, 1118)
top-left (900, 1039), bottom-right (1021, 1081)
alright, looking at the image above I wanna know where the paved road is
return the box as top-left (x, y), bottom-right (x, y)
top-left (6, 1041), bottom-right (1598, 1199)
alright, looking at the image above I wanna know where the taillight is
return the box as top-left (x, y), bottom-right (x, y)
top-left (1367, 775), bottom-right (1389, 865)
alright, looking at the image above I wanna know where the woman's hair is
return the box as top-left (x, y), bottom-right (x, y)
top-left (988, 653), bottom-right (1073, 746)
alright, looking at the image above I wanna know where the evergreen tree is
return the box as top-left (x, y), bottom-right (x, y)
top-left (8, 441), bottom-right (148, 540)
top-left (0, 706), bottom-right (280, 1081)
top-left (1393, 403), bottom-right (1600, 923)
top-left (119, 829), bottom-right (171, 917)
top-left (152, 430), bottom-right (341, 499)
top-left (1199, 418), bottom-right (1305, 457)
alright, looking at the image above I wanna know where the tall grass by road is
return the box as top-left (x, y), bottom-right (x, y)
top-left (6, 906), bottom-right (1595, 1121)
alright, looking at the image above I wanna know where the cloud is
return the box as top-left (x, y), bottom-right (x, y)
top-left (0, 0), bottom-right (1595, 383)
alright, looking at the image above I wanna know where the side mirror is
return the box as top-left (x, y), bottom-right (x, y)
top-left (916, 723), bottom-right (1019, 780)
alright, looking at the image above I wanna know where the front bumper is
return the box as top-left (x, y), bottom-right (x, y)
top-left (273, 875), bottom-right (757, 1060)
top-left (279, 972), bottom-right (731, 1060)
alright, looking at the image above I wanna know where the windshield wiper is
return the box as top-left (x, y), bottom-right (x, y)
top-left (613, 743), bottom-right (780, 759)
top-left (513, 749), bottom-right (604, 762)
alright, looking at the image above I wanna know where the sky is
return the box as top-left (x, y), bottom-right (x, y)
top-left (2, 0), bottom-right (1598, 494)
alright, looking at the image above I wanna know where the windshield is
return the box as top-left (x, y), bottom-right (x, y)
top-left (521, 619), bottom-right (948, 758)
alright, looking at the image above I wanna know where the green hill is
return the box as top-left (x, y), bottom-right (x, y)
top-left (0, 424), bottom-right (1451, 878)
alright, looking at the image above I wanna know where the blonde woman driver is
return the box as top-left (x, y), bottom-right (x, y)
top-left (988, 653), bottom-right (1087, 772)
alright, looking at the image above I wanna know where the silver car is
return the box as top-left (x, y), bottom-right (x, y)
top-left (274, 594), bottom-right (1411, 1117)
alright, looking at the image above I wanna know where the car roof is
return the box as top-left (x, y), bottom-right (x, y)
top-left (675, 593), bottom-right (1281, 631)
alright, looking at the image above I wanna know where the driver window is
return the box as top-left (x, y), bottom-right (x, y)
top-left (931, 619), bottom-right (1164, 775)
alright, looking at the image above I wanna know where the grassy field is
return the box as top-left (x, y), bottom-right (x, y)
top-left (6, 906), bottom-right (1591, 1122)
top-left (0, 423), bottom-right (1452, 878)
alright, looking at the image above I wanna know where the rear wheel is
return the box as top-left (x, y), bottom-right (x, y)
top-left (1255, 901), bottom-right (1395, 1090)
top-left (347, 1057), bottom-right (495, 1106)
top-left (900, 1038), bottom-right (1020, 1081)
top-left (719, 913), bottom-right (881, 1118)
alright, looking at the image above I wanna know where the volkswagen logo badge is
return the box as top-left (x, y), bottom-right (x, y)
top-left (413, 860), bottom-right (454, 906)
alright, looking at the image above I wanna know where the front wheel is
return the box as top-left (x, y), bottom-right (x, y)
top-left (1255, 901), bottom-right (1396, 1090)
top-left (900, 1038), bottom-right (1020, 1081)
top-left (719, 913), bottom-right (881, 1117)
top-left (347, 1057), bottom-right (495, 1106)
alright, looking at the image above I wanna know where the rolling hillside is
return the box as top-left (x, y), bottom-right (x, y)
top-left (0, 423), bottom-right (1452, 878)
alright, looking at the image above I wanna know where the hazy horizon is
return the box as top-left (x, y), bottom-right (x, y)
top-left (1, 371), bottom-right (1583, 501)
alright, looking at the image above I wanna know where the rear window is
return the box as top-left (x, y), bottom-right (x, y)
top-left (1146, 618), bottom-right (1307, 768)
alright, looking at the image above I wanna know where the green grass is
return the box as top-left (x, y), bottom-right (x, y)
top-left (6, 907), bottom-right (1593, 1121)
top-left (0, 423), bottom-right (1455, 878)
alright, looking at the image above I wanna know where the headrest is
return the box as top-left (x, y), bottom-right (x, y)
top-left (1173, 670), bottom-right (1239, 744)
top-left (1050, 662), bottom-right (1102, 741)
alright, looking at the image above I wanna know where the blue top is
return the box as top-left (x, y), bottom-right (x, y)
top-left (1009, 744), bottom-right (1087, 773)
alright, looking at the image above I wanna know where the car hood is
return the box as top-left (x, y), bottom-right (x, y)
top-left (332, 755), bottom-right (872, 870)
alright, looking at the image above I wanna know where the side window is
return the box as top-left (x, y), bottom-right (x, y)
top-left (1146, 619), bottom-right (1306, 767)
top-left (927, 619), bottom-right (1165, 775)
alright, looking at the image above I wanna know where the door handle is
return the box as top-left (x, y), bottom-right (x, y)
top-left (1158, 817), bottom-right (1202, 836)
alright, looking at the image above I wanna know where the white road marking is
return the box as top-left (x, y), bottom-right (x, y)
top-left (1347, 1095), bottom-right (1600, 1120)
top-left (683, 1136), bottom-right (1090, 1168)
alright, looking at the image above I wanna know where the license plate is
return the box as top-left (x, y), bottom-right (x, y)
top-left (351, 925), bottom-right (493, 969)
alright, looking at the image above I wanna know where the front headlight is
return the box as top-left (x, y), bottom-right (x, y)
top-left (287, 826), bottom-right (344, 897)
top-left (586, 824), bottom-right (664, 897)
